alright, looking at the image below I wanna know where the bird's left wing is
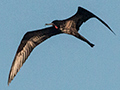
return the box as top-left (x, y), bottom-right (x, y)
top-left (8, 27), bottom-right (62, 85)
top-left (64, 7), bottom-right (115, 35)
top-left (76, 7), bottom-right (116, 35)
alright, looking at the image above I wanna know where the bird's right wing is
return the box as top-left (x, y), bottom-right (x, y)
top-left (8, 27), bottom-right (62, 85)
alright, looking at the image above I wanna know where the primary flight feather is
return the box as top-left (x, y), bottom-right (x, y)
top-left (8, 6), bottom-right (115, 85)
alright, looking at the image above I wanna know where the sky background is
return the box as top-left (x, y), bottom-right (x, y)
top-left (0, 0), bottom-right (120, 90)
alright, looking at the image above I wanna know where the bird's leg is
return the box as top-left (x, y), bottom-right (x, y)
top-left (73, 32), bottom-right (94, 47)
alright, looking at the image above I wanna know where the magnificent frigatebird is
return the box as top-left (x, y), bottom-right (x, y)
top-left (8, 6), bottom-right (115, 85)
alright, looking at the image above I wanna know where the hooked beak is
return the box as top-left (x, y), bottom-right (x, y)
top-left (45, 23), bottom-right (54, 26)
top-left (45, 23), bottom-right (59, 29)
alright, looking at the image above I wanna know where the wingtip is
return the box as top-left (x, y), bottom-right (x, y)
top-left (8, 72), bottom-right (13, 86)
top-left (111, 31), bottom-right (116, 35)
top-left (94, 15), bottom-right (116, 35)
top-left (7, 78), bottom-right (11, 86)
top-left (105, 25), bottom-right (116, 35)
top-left (111, 30), bottom-right (116, 35)
top-left (7, 81), bottom-right (10, 86)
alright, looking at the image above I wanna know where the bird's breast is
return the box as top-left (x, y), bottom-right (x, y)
top-left (59, 20), bottom-right (76, 34)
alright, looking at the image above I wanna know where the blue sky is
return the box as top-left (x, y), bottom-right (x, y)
top-left (0, 0), bottom-right (120, 90)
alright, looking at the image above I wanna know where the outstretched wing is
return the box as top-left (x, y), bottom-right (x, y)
top-left (66, 7), bottom-right (115, 35)
top-left (8, 27), bottom-right (62, 85)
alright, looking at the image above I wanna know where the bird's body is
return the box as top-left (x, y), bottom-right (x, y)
top-left (8, 6), bottom-right (115, 85)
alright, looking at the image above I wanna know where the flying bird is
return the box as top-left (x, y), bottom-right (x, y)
top-left (8, 6), bottom-right (115, 85)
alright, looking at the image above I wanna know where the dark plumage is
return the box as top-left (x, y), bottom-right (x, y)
top-left (8, 6), bottom-right (115, 85)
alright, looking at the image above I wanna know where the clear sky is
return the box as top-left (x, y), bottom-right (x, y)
top-left (0, 0), bottom-right (120, 90)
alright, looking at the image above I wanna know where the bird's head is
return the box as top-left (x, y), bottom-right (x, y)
top-left (45, 20), bottom-right (61, 29)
